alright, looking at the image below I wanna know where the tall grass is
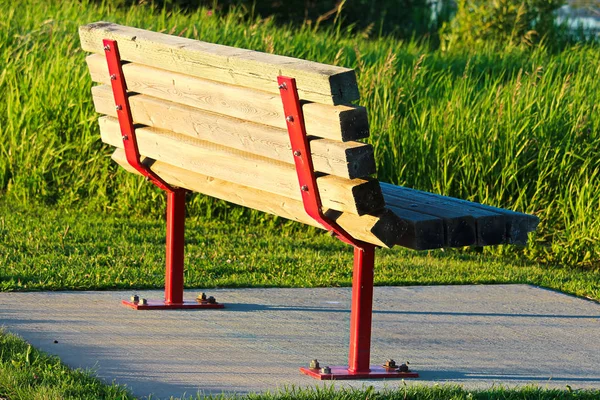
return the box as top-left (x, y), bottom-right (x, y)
top-left (1, 0), bottom-right (599, 269)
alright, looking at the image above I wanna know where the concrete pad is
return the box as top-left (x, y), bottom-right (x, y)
top-left (1, 285), bottom-right (599, 399)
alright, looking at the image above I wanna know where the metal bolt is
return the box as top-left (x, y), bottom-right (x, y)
top-left (278, 83), bottom-right (287, 90)
top-left (309, 359), bottom-right (320, 369)
top-left (301, 185), bottom-right (308, 192)
top-left (286, 115), bottom-right (294, 123)
top-left (130, 294), bottom-right (139, 303)
top-left (139, 298), bottom-right (148, 306)
top-left (115, 105), bottom-right (122, 111)
top-left (384, 359), bottom-right (397, 369)
top-left (207, 296), bottom-right (216, 304)
top-left (122, 135), bottom-right (128, 140)
top-left (103, 44), bottom-right (110, 51)
top-left (320, 366), bottom-right (331, 374)
top-left (293, 150), bottom-right (301, 157)
top-left (398, 362), bottom-right (410, 373)
top-left (110, 74), bottom-right (117, 80)
top-left (198, 292), bottom-right (207, 301)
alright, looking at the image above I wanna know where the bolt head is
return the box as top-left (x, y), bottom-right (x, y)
top-left (300, 185), bottom-right (308, 192)
top-left (398, 363), bottom-right (410, 372)
top-left (199, 293), bottom-right (207, 301)
top-left (110, 74), bottom-right (117, 80)
top-left (130, 295), bottom-right (139, 303)
top-left (278, 83), bottom-right (287, 90)
top-left (384, 359), bottom-right (397, 368)
top-left (115, 105), bottom-right (122, 111)
top-left (122, 135), bottom-right (128, 140)
top-left (207, 296), bottom-right (216, 304)
top-left (320, 366), bottom-right (331, 374)
top-left (139, 298), bottom-right (148, 306)
top-left (286, 115), bottom-right (294, 122)
top-left (309, 359), bottom-right (320, 369)
top-left (293, 150), bottom-right (301, 157)
top-left (103, 44), bottom-right (111, 51)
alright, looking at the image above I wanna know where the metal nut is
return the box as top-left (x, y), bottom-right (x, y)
top-left (139, 298), bottom-right (148, 306)
top-left (207, 296), bottom-right (216, 304)
top-left (320, 366), bottom-right (331, 374)
top-left (309, 359), bottom-right (320, 369)
top-left (384, 359), bottom-right (397, 369)
top-left (130, 295), bottom-right (139, 303)
top-left (198, 293), bottom-right (207, 301)
top-left (398, 362), bottom-right (410, 372)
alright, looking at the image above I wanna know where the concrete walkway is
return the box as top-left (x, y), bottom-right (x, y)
top-left (1, 285), bottom-right (599, 399)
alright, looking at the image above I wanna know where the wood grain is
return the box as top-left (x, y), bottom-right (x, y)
top-left (79, 22), bottom-right (359, 105)
top-left (99, 116), bottom-right (384, 216)
top-left (111, 149), bottom-right (400, 247)
top-left (86, 54), bottom-right (369, 142)
top-left (92, 85), bottom-right (375, 179)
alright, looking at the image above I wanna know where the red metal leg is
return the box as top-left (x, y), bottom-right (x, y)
top-left (165, 189), bottom-right (186, 305)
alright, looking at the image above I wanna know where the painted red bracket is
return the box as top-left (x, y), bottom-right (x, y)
top-left (278, 76), bottom-right (418, 380)
top-left (103, 39), bottom-right (223, 310)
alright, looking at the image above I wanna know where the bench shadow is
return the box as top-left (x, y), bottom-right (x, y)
top-left (224, 303), bottom-right (600, 319)
top-left (418, 369), bottom-right (600, 384)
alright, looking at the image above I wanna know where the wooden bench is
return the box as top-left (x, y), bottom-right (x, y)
top-left (79, 22), bottom-right (539, 380)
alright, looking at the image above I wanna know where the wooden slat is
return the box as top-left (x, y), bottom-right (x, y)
top-left (381, 183), bottom-right (538, 245)
top-left (385, 206), bottom-right (445, 250)
top-left (111, 149), bottom-right (399, 248)
top-left (383, 193), bottom-right (476, 248)
top-left (86, 55), bottom-right (369, 142)
top-left (92, 85), bottom-right (375, 180)
top-left (79, 22), bottom-right (359, 105)
top-left (99, 117), bottom-right (384, 216)
top-left (381, 183), bottom-right (507, 246)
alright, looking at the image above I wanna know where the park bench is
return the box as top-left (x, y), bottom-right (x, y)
top-left (79, 22), bottom-right (539, 381)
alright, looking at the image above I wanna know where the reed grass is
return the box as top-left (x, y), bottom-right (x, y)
top-left (1, 0), bottom-right (599, 268)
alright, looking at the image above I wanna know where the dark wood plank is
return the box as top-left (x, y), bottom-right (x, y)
top-left (384, 206), bottom-right (445, 250)
top-left (381, 183), bottom-right (507, 246)
top-left (381, 183), bottom-right (538, 245)
top-left (383, 192), bottom-right (476, 248)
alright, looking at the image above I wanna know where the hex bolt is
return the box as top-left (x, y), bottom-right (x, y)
top-left (398, 362), bottom-right (410, 373)
top-left (130, 294), bottom-right (139, 303)
top-left (286, 115), bottom-right (294, 122)
top-left (384, 359), bottom-right (397, 369)
top-left (293, 150), bottom-right (301, 157)
top-left (301, 185), bottom-right (309, 192)
top-left (278, 83), bottom-right (287, 90)
top-left (309, 359), bottom-right (320, 369)
top-left (103, 44), bottom-right (110, 51)
top-left (207, 296), bottom-right (216, 304)
top-left (198, 292), bottom-right (207, 301)
top-left (110, 74), bottom-right (117, 80)
top-left (320, 366), bottom-right (331, 374)
top-left (115, 105), bottom-right (122, 111)
top-left (139, 298), bottom-right (148, 306)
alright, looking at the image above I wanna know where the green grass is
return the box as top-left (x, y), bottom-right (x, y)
top-left (1, 0), bottom-right (599, 269)
top-left (2, 201), bottom-right (599, 301)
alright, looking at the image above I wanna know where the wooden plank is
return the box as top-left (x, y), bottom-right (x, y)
top-left (383, 192), bottom-right (477, 248)
top-left (385, 206), bottom-right (445, 250)
top-left (381, 183), bottom-right (507, 246)
top-left (111, 149), bottom-right (399, 248)
top-left (86, 54), bottom-right (369, 142)
top-left (92, 85), bottom-right (375, 180)
top-left (99, 117), bottom-right (384, 216)
top-left (79, 22), bottom-right (359, 105)
top-left (381, 183), bottom-right (538, 245)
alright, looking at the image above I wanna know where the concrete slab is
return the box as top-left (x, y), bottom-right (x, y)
top-left (1, 285), bottom-right (599, 399)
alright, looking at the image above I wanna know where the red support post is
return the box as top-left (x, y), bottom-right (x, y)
top-left (103, 39), bottom-right (223, 311)
top-left (278, 76), bottom-right (418, 380)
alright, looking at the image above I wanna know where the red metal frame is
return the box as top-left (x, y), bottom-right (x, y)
top-left (103, 39), bottom-right (223, 310)
top-left (278, 76), bottom-right (418, 380)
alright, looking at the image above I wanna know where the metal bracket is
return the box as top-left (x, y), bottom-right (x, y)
top-left (278, 76), bottom-right (418, 380)
top-left (103, 39), bottom-right (223, 311)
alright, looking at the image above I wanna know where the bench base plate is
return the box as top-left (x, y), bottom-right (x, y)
top-left (300, 366), bottom-right (419, 380)
top-left (121, 299), bottom-right (224, 310)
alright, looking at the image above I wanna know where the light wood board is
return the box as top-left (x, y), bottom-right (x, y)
top-left (86, 54), bottom-right (369, 142)
top-left (99, 117), bottom-right (384, 216)
top-left (111, 149), bottom-right (397, 247)
top-left (79, 22), bottom-right (359, 105)
top-left (92, 85), bottom-right (375, 179)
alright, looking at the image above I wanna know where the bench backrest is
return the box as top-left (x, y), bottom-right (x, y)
top-left (79, 22), bottom-right (399, 248)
